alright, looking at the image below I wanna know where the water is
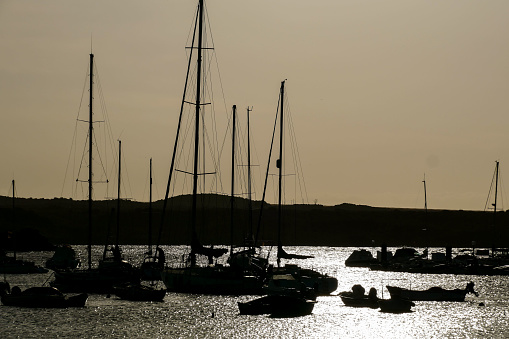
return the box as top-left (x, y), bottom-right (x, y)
top-left (1, 246), bottom-right (508, 338)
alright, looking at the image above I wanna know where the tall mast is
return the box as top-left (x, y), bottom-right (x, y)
top-left (230, 105), bottom-right (236, 256)
top-left (190, 0), bottom-right (204, 266)
top-left (277, 80), bottom-right (285, 261)
top-left (88, 53), bottom-right (94, 270)
top-left (492, 161), bottom-right (499, 256)
top-left (423, 175), bottom-right (427, 231)
top-left (12, 179), bottom-right (16, 260)
top-left (116, 140), bottom-right (121, 247)
top-left (423, 174), bottom-right (428, 258)
top-left (149, 158), bottom-right (153, 255)
top-left (247, 106), bottom-right (253, 244)
top-left (156, 5), bottom-right (199, 251)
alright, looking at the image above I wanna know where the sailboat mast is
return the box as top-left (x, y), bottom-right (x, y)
top-left (88, 53), bottom-right (94, 270)
top-left (423, 175), bottom-right (428, 258)
top-left (247, 107), bottom-right (253, 243)
top-left (149, 158), bottom-right (153, 255)
top-left (492, 160), bottom-right (499, 255)
top-left (277, 80), bottom-right (285, 253)
top-left (116, 140), bottom-right (121, 247)
top-left (423, 175), bottom-right (427, 230)
top-left (230, 105), bottom-right (236, 256)
top-left (190, 0), bottom-right (204, 266)
top-left (12, 179), bottom-right (16, 260)
top-left (156, 6), bottom-right (199, 250)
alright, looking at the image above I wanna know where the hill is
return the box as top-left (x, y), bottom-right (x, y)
top-left (0, 195), bottom-right (507, 249)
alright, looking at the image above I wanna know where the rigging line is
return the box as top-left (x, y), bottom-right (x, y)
top-left (498, 167), bottom-right (505, 211)
top-left (286, 97), bottom-right (309, 204)
top-left (156, 3), bottom-right (200, 249)
top-left (119, 145), bottom-right (133, 201)
top-left (94, 61), bottom-right (118, 186)
top-left (284, 95), bottom-right (299, 201)
top-left (61, 62), bottom-right (90, 197)
top-left (203, 122), bottom-right (222, 194)
top-left (76, 130), bottom-right (90, 182)
top-left (208, 95), bottom-right (225, 195)
top-left (288, 110), bottom-right (306, 204)
top-left (285, 106), bottom-right (297, 204)
top-left (484, 163), bottom-right (498, 211)
top-left (92, 128), bottom-right (111, 197)
top-left (249, 125), bottom-right (262, 202)
top-left (204, 2), bottom-right (227, 110)
top-left (254, 90), bottom-right (281, 247)
top-left (204, 57), bottom-right (226, 195)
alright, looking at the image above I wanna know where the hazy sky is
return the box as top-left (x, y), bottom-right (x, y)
top-left (1, 1), bottom-right (509, 211)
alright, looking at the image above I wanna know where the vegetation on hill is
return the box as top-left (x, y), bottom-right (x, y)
top-left (0, 195), bottom-right (507, 250)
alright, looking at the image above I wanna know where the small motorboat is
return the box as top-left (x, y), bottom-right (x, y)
top-left (345, 249), bottom-right (378, 267)
top-left (386, 282), bottom-right (478, 302)
top-left (238, 295), bottom-right (316, 317)
top-left (378, 297), bottom-right (415, 313)
top-left (113, 283), bottom-right (166, 302)
top-left (263, 274), bottom-right (317, 300)
top-left (339, 285), bottom-right (379, 308)
top-left (1, 286), bottom-right (87, 308)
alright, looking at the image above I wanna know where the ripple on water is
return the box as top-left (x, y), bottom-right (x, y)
top-left (1, 246), bottom-right (509, 338)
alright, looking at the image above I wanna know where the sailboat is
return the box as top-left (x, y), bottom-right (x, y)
top-left (490, 161), bottom-right (500, 256)
top-left (140, 158), bottom-right (165, 281)
top-left (259, 81), bottom-right (338, 296)
top-left (51, 54), bottom-right (139, 293)
top-left (160, 106), bottom-right (265, 294)
top-left (159, 2), bottom-right (267, 293)
top-left (0, 180), bottom-right (48, 274)
top-left (422, 175), bottom-right (429, 258)
top-left (227, 106), bottom-right (269, 276)
top-left (97, 140), bottom-right (137, 274)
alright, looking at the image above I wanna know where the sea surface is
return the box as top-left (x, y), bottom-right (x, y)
top-left (1, 246), bottom-right (508, 338)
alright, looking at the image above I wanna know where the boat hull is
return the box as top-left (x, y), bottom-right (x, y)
top-left (161, 266), bottom-right (264, 295)
top-left (378, 298), bottom-right (414, 313)
top-left (1, 287), bottom-right (87, 308)
top-left (0, 260), bottom-right (48, 274)
top-left (238, 295), bottom-right (315, 317)
top-left (386, 286), bottom-right (468, 302)
top-left (340, 295), bottom-right (379, 308)
top-left (113, 284), bottom-right (166, 301)
top-left (51, 267), bottom-right (139, 294)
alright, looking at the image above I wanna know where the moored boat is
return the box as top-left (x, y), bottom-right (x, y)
top-left (46, 244), bottom-right (80, 270)
top-left (255, 81), bottom-right (338, 296)
top-left (51, 54), bottom-right (139, 294)
top-left (162, 265), bottom-right (263, 295)
top-left (238, 295), bottom-right (316, 317)
top-left (378, 297), bottom-right (414, 313)
top-left (386, 282), bottom-right (478, 302)
top-left (159, 0), bottom-right (267, 295)
top-left (0, 256), bottom-right (48, 274)
top-left (1, 286), bottom-right (87, 308)
top-left (1, 180), bottom-right (48, 274)
top-left (113, 282), bottom-right (166, 302)
top-left (339, 284), bottom-right (379, 308)
top-left (345, 249), bottom-right (378, 267)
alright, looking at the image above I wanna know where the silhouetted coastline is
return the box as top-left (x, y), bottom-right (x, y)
top-left (0, 194), bottom-right (507, 250)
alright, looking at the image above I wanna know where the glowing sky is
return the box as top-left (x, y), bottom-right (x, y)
top-left (1, 1), bottom-right (508, 211)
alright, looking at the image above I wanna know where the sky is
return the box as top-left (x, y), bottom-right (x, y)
top-left (1, 0), bottom-right (509, 211)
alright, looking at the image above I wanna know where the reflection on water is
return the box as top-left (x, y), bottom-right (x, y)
top-left (1, 246), bottom-right (508, 338)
